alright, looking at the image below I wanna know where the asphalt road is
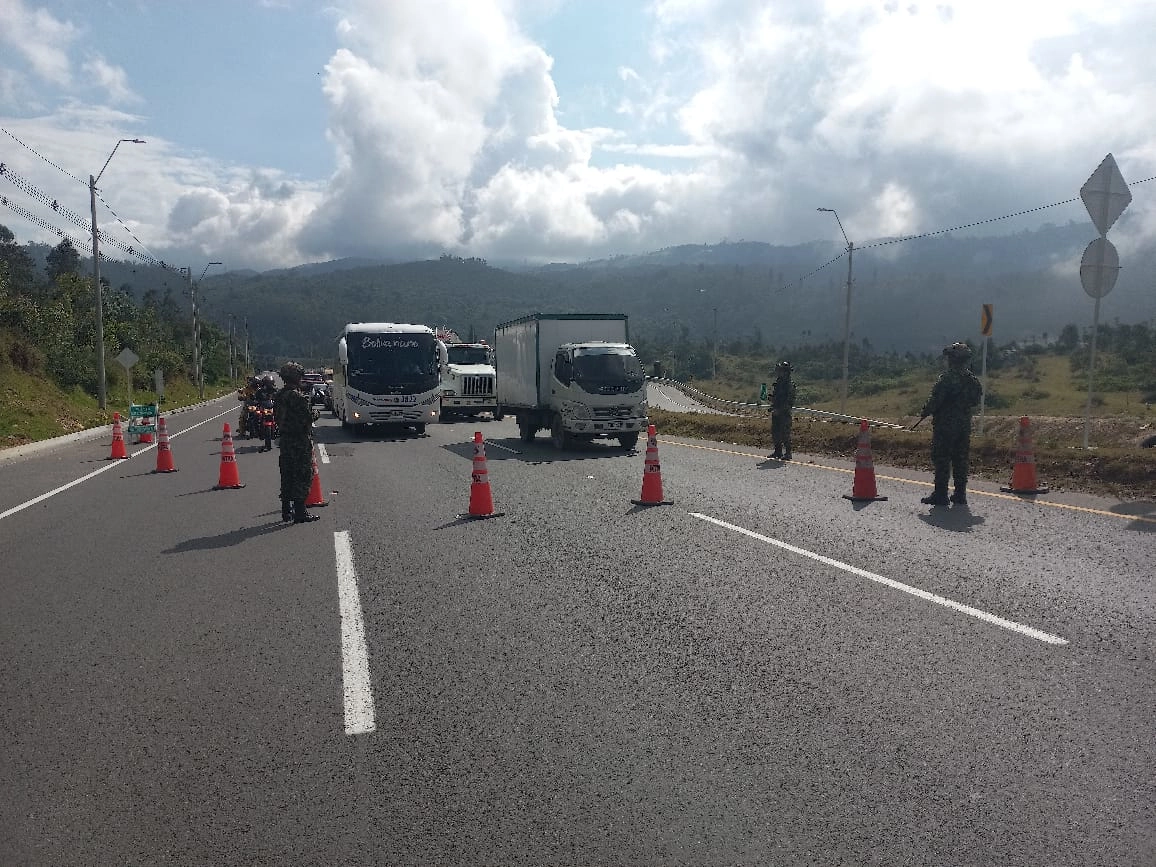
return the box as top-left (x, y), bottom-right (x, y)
top-left (2, 396), bottom-right (1153, 866)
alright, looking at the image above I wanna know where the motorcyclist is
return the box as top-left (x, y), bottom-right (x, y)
top-left (237, 375), bottom-right (261, 436)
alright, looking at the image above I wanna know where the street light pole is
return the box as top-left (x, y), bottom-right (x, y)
top-left (817, 207), bottom-right (854, 414)
top-left (90, 138), bottom-right (146, 410)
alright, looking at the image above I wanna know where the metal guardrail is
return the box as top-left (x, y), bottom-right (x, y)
top-left (647, 378), bottom-right (908, 430)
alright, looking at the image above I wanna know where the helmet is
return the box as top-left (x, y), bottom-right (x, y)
top-left (279, 361), bottom-right (304, 383)
top-left (776, 360), bottom-right (794, 373)
top-left (942, 342), bottom-right (972, 362)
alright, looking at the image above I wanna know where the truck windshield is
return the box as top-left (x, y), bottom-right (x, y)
top-left (447, 346), bottom-right (491, 365)
top-left (572, 349), bottom-right (644, 394)
top-left (347, 334), bottom-right (439, 394)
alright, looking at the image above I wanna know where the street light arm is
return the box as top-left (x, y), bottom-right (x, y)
top-left (94, 138), bottom-right (147, 186)
top-left (816, 207), bottom-right (850, 249)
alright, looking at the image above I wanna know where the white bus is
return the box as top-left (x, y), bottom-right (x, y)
top-left (332, 322), bottom-right (448, 434)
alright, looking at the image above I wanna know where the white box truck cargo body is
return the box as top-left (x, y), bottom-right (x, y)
top-left (495, 313), bottom-right (648, 449)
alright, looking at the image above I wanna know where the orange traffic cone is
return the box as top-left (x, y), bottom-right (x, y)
top-left (107, 412), bottom-right (128, 460)
top-left (213, 423), bottom-right (245, 490)
top-left (463, 431), bottom-right (503, 519)
top-left (632, 425), bottom-right (673, 506)
top-left (138, 411), bottom-right (154, 445)
top-left (1001, 416), bottom-right (1049, 494)
top-left (305, 449), bottom-right (329, 507)
top-left (843, 419), bottom-right (888, 502)
top-left (152, 416), bottom-right (177, 473)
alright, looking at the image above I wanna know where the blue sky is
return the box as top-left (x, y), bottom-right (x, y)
top-left (1, 0), bottom-right (1155, 272)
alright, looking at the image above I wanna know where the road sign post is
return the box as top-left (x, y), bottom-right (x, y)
top-left (115, 347), bottom-right (139, 410)
top-left (979, 304), bottom-right (992, 435)
top-left (1078, 154), bottom-right (1131, 449)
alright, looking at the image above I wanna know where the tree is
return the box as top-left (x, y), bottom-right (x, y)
top-left (46, 239), bottom-right (82, 282)
top-left (0, 224), bottom-right (37, 295)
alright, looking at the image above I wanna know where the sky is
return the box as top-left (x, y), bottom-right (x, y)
top-left (1, 0), bottom-right (1155, 274)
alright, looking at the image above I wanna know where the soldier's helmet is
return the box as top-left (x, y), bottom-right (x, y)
top-left (942, 342), bottom-right (972, 364)
top-left (776, 360), bottom-right (794, 373)
top-left (279, 361), bottom-right (305, 383)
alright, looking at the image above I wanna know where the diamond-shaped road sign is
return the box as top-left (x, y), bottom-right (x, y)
top-left (115, 347), bottom-right (139, 370)
top-left (1080, 153), bottom-right (1131, 237)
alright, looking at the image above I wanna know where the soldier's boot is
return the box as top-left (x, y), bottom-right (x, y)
top-left (293, 499), bottom-right (320, 524)
top-left (783, 441), bottom-right (792, 461)
top-left (950, 484), bottom-right (967, 505)
top-left (281, 499), bottom-right (293, 522)
top-left (771, 445), bottom-right (783, 459)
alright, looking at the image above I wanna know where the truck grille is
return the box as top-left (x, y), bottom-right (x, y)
top-left (461, 375), bottom-right (495, 397)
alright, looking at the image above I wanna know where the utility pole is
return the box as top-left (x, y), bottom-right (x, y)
top-left (712, 306), bottom-right (718, 379)
top-left (243, 318), bottom-right (251, 373)
top-left (89, 138), bottom-right (145, 411)
top-left (817, 207), bottom-right (854, 414)
top-left (228, 314), bottom-right (236, 382)
top-left (182, 267), bottom-right (201, 398)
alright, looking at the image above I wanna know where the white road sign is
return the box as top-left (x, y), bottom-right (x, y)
top-left (1079, 237), bottom-right (1120, 299)
top-left (1080, 153), bottom-right (1131, 237)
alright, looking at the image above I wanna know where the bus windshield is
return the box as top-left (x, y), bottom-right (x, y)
top-left (346, 333), bottom-right (440, 394)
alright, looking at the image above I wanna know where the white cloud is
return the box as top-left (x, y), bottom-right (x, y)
top-left (0, 0), bottom-right (77, 90)
top-left (81, 57), bottom-right (140, 106)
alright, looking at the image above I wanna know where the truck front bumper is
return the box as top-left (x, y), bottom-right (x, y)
top-left (568, 416), bottom-right (648, 436)
top-left (443, 396), bottom-right (497, 411)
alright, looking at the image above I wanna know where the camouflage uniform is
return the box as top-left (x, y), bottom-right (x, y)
top-left (275, 363), bottom-right (319, 523)
top-left (770, 362), bottom-right (796, 460)
top-left (920, 344), bottom-right (983, 505)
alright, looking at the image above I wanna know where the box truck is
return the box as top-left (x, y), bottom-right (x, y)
top-left (494, 313), bottom-right (648, 449)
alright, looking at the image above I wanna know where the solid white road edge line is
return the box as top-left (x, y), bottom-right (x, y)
top-left (0, 406), bottom-right (237, 524)
top-left (334, 531), bottom-right (377, 736)
top-left (690, 513), bottom-right (1069, 646)
top-left (317, 444), bottom-right (331, 464)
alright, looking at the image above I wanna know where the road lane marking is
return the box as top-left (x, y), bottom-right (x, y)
top-left (317, 444), bottom-right (330, 464)
top-left (334, 531), bottom-right (376, 736)
top-left (662, 439), bottom-right (1156, 526)
top-left (0, 406), bottom-right (237, 524)
top-left (690, 513), bottom-right (1069, 646)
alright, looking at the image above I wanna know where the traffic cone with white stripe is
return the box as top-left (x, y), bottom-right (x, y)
top-left (107, 412), bottom-right (128, 460)
top-left (843, 419), bottom-right (887, 502)
top-left (632, 425), bottom-right (673, 506)
top-left (1001, 416), bottom-right (1049, 494)
top-left (213, 423), bottom-right (245, 489)
top-left (152, 416), bottom-right (177, 473)
top-left (464, 431), bottom-right (503, 519)
top-left (305, 449), bottom-right (329, 507)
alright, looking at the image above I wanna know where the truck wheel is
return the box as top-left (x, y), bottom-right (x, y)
top-left (550, 415), bottom-right (571, 450)
top-left (414, 424), bottom-right (426, 435)
top-left (440, 412), bottom-right (454, 423)
top-left (617, 432), bottom-right (639, 450)
top-left (518, 419), bottom-right (535, 443)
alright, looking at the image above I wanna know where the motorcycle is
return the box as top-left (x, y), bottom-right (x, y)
top-left (256, 399), bottom-right (279, 452)
top-left (242, 402), bottom-right (263, 439)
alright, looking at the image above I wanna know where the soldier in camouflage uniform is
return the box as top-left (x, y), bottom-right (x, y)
top-left (770, 360), bottom-right (796, 460)
top-left (918, 342), bottom-right (983, 506)
top-left (274, 362), bottom-right (320, 523)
